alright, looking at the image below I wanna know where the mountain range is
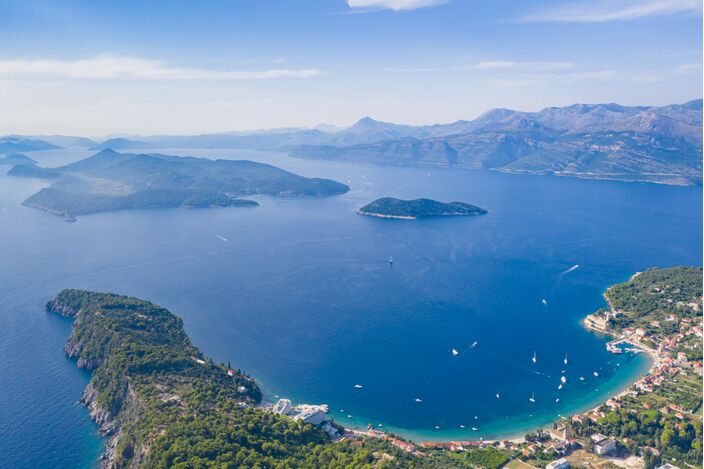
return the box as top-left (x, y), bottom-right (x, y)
top-left (290, 100), bottom-right (703, 186)
top-left (2, 100), bottom-right (701, 186)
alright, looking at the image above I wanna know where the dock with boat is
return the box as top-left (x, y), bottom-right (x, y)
top-left (605, 338), bottom-right (644, 354)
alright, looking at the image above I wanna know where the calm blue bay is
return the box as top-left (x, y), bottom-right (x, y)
top-left (0, 148), bottom-right (701, 468)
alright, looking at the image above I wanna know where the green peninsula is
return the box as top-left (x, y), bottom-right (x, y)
top-left (48, 290), bottom-right (398, 467)
top-left (358, 197), bottom-right (487, 219)
top-left (566, 267), bottom-right (703, 468)
top-left (10, 149), bottom-right (348, 219)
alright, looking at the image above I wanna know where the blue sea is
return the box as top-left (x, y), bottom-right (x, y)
top-left (0, 148), bottom-right (701, 468)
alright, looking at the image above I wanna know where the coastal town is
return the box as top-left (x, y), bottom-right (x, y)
top-left (265, 268), bottom-right (702, 469)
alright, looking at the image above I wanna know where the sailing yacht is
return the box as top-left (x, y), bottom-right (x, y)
top-left (564, 353), bottom-right (568, 365)
top-left (532, 352), bottom-right (537, 364)
top-left (529, 393), bottom-right (536, 403)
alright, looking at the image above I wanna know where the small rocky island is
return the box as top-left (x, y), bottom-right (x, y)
top-left (357, 197), bottom-right (487, 219)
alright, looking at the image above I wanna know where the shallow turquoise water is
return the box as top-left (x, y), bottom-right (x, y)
top-left (0, 148), bottom-right (700, 467)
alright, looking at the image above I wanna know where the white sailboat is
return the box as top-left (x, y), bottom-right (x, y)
top-left (560, 376), bottom-right (567, 384)
top-left (564, 353), bottom-right (568, 365)
top-left (532, 351), bottom-right (537, 364)
top-left (593, 371), bottom-right (599, 377)
top-left (496, 393), bottom-right (501, 399)
top-left (414, 398), bottom-right (422, 403)
top-left (529, 393), bottom-right (536, 403)
top-left (452, 348), bottom-right (459, 356)
top-left (355, 384), bottom-right (363, 389)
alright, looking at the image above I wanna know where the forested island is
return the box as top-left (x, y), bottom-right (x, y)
top-left (358, 197), bottom-right (487, 219)
top-left (9, 149), bottom-right (348, 219)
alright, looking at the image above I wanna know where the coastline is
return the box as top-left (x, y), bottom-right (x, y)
top-left (348, 271), bottom-right (656, 447)
top-left (355, 210), bottom-right (416, 219)
top-left (290, 153), bottom-right (699, 187)
top-left (339, 352), bottom-right (652, 445)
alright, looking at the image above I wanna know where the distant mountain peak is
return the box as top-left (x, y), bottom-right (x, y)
top-left (93, 147), bottom-right (122, 157)
top-left (349, 116), bottom-right (385, 129)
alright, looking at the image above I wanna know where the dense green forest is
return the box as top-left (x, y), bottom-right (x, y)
top-left (358, 197), bottom-right (487, 218)
top-left (606, 266), bottom-right (702, 329)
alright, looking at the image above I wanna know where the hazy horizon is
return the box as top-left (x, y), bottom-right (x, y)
top-left (3, 97), bottom-right (702, 141)
top-left (0, 0), bottom-right (701, 136)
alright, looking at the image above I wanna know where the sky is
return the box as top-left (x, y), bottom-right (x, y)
top-left (0, 0), bottom-right (701, 136)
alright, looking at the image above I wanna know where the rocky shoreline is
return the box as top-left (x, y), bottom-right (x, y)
top-left (48, 298), bottom-right (130, 468)
top-left (355, 210), bottom-right (416, 219)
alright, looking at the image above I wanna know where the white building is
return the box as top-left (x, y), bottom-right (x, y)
top-left (656, 464), bottom-right (680, 469)
top-left (592, 435), bottom-right (617, 455)
top-left (273, 398), bottom-right (293, 415)
top-left (295, 409), bottom-right (326, 426)
top-left (546, 458), bottom-right (569, 469)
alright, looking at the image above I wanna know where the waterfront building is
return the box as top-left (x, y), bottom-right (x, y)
top-left (273, 399), bottom-right (293, 415)
top-left (548, 426), bottom-right (568, 442)
top-left (295, 409), bottom-right (326, 426)
top-left (585, 314), bottom-right (609, 331)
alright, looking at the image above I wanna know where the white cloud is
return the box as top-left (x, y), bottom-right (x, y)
top-left (522, 0), bottom-right (701, 23)
top-left (673, 63), bottom-right (702, 74)
top-left (384, 61), bottom-right (576, 73)
top-left (346, 0), bottom-right (449, 12)
top-left (469, 61), bottom-right (576, 71)
top-left (0, 56), bottom-right (321, 80)
top-left (487, 70), bottom-right (617, 88)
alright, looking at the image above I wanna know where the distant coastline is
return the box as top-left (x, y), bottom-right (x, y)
top-left (355, 210), bottom-right (416, 220)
